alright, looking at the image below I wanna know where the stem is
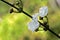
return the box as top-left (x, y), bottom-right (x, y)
top-left (22, 11), bottom-right (32, 18)
top-left (1, 0), bottom-right (60, 38)
top-left (38, 21), bottom-right (60, 38)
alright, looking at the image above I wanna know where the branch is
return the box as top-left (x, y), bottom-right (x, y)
top-left (1, 0), bottom-right (60, 38)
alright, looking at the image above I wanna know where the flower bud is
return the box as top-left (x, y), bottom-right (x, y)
top-left (28, 20), bottom-right (39, 32)
top-left (32, 13), bottom-right (39, 21)
top-left (39, 6), bottom-right (48, 17)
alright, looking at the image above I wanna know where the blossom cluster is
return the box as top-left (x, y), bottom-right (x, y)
top-left (28, 6), bottom-right (48, 32)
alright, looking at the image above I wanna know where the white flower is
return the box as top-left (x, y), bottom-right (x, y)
top-left (28, 20), bottom-right (39, 32)
top-left (32, 13), bottom-right (39, 21)
top-left (28, 13), bottom-right (39, 32)
top-left (39, 6), bottom-right (48, 17)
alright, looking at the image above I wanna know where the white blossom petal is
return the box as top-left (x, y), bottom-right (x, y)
top-left (32, 13), bottom-right (39, 21)
top-left (39, 6), bottom-right (48, 17)
top-left (28, 20), bottom-right (39, 32)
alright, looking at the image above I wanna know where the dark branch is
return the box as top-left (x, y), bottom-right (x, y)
top-left (1, 0), bottom-right (60, 38)
top-left (22, 11), bottom-right (32, 18)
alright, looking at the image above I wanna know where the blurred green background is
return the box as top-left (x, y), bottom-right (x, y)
top-left (0, 0), bottom-right (60, 40)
